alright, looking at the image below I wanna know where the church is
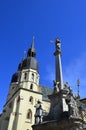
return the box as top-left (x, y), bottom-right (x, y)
top-left (0, 38), bottom-right (86, 130)
top-left (0, 39), bottom-right (52, 130)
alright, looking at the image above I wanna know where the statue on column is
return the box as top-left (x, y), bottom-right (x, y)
top-left (55, 38), bottom-right (61, 54)
top-left (34, 100), bottom-right (43, 124)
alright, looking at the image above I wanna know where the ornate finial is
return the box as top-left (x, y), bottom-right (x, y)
top-left (77, 79), bottom-right (80, 98)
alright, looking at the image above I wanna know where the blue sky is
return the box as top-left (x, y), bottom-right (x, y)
top-left (0, 0), bottom-right (86, 112)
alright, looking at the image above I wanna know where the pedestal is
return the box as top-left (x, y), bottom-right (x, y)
top-left (32, 118), bottom-right (83, 130)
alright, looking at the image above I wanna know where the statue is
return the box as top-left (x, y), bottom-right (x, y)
top-left (55, 38), bottom-right (61, 54)
top-left (53, 80), bottom-right (60, 93)
top-left (64, 82), bottom-right (69, 89)
top-left (34, 100), bottom-right (43, 124)
top-left (66, 87), bottom-right (79, 118)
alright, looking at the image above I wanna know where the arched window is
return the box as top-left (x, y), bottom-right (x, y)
top-left (29, 96), bottom-right (33, 104)
top-left (16, 95), bottom-right (20, 103)
top-left (26, 109), bottom-right (32, 122)
top-left (32, 73), bottom-right (34, 81)
top-left (5, 117), bottom-right (9, 121)
top-left (24, 72), bottom-right (27, 80)
top-left (30, 84), bottom-right (33, 90)
top-left (9, 102), bottom-right (13, 108)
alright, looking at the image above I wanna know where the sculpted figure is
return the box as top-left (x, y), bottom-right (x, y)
top-left (35, 100), bottom-right (43, 124)
top-left (55, 38), bottom-right (61, 54)
top-left (66, 87), bottom-right (79, 118)
top-left (53, 80), bottom-right (60, 93)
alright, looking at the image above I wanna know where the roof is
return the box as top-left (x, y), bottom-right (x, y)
top-left (40, 85), bottom-right (53, 101)
top-left (80, 98), bottom-right (86, 104)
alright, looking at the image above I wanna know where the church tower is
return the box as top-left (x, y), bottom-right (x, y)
top-left (0, 39), bottom-right (43, 130)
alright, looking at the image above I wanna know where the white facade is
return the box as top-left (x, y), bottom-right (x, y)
top-left (0, 42), bottom-right (51, 130)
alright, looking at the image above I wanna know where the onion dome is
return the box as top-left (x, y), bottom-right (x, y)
top-left (18, 38), bottom-right (38, 71)
top-left (11, 72), bottom-right (21, 83)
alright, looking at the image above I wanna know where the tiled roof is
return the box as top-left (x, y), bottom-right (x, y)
top-left (80, 98), bottom-right (86, 104)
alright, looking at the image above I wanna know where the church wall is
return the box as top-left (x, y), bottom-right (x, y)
top-left (11, 89), bottom-right (43, 130)
top-left (0, 90), bottom-right (20, 130)
top-left (0, 41), bottom-right (52, 130)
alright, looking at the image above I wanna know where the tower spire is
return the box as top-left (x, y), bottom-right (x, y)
top-left (31, 36), bottom-right (35, 51)
top-left (27, 37), bottom-right (36, 57)
top-left (54, 38), bottom-right (64, 91)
